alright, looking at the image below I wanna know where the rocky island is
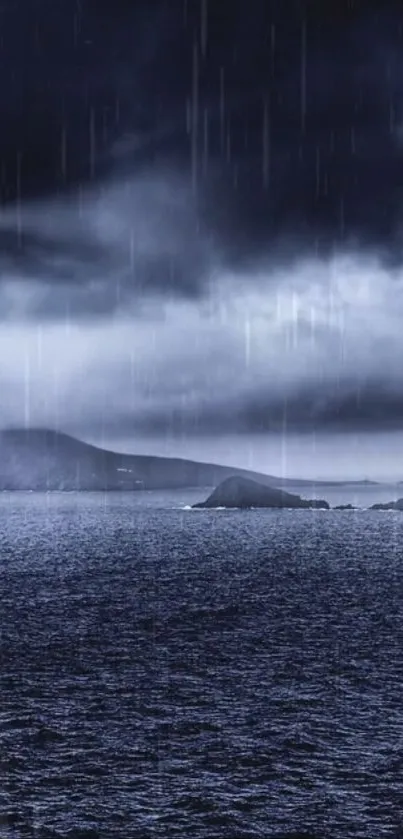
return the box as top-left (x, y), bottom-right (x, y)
top-left (192, 476), bottom-right (330, 509)
top-left (370, 498), bottom-right (403, 511)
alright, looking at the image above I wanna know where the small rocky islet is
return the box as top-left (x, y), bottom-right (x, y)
top-left (192, 477), bottom-right (329, 509)
top-left (370, 499), bottom-right (403, 511)
top-left (192, 476), bottom-right (403, 511)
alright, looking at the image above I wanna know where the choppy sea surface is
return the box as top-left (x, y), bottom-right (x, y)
top-left (1, 486), bottom-right (403, 838)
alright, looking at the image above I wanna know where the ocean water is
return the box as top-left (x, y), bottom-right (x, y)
top-left (1, 489), bottom-right (403, 839)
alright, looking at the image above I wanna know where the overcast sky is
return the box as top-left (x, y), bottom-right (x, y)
top-left (1, 0), bottom-right (403, 479)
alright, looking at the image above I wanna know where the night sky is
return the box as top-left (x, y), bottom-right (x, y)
top-left (1, 0), bottom-right (403, 479)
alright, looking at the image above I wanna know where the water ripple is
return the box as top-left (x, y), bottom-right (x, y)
top-left (0, 492), bottom-right (402, 837)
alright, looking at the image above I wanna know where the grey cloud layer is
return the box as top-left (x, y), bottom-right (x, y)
top-left (1, 253), bottom-right (403, 436)
top-left (2, 4), bottom-right (403, 318)
top-left (1, 2), bottom-right (403, 437)
top-left (0, 173), bottom-right (215, 319)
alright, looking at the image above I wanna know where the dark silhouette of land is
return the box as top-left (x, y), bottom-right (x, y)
top-left (0, 428), bottom-right (380, 491)
top-left (192, 477), bottom-right (330, 509)
top-left (370, 498), bottom-right (403, 511)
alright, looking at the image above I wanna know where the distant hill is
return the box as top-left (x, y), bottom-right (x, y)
top-left (0, 428), bottom-right (376, 491)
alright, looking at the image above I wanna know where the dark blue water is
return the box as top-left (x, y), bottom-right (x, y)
top-left (1, 490), bottom-right (403, 839)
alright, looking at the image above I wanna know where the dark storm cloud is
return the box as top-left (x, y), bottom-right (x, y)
top-left (0, 0), bottom-right (178, 200)
top-left (0, 169), bottom-right (215, 318)
top-left (82, 382), bottom-right (403, 438)
top-left (2, 250), bottom-right (403, 437)
top-left (232, 382), bottom-right (403, 434)
top-left (2, 0), bottom-right (403, 442)
top-left (198, 7), bottom-right (403, 273)
top-left (1, 0), bottom-right (403, 307)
